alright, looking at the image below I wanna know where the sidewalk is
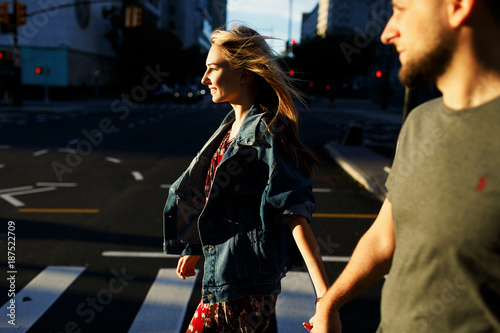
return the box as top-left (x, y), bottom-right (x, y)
top-left (325, 142), bottom-right (391, 202)
top-left (314, 98), bottom-right (398, 202)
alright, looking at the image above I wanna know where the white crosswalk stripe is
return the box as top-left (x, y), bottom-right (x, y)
top-left (0, 266), bottom-right (317, 332)
top-left (0, 266), bottom-right (86, 332)
top-left (128, 269), bottom-right (198, 333)
top-left (276, 271), bottom-right (316, 333)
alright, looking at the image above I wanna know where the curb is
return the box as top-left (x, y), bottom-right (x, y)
top-left (324, 141), bottom-right (391, 202)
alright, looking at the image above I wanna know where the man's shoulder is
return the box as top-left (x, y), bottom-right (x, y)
top-left (408, 97), bottom-right (443, 119)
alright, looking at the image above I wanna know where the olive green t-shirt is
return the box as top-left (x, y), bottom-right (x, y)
top-left (379, 97), bottom-right (500, 332)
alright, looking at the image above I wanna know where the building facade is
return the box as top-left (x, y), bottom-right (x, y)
top-left (0, 0), bottom-right (225, 98)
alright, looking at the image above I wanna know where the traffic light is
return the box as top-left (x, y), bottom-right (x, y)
top-left (134, 6), bottom-right (142, 26)
top-left (0, 49), bottom-right (12, 61)
top-left (0, 2), bottom-right (8, 25)
top-left (125, 6), bottom-right (143, 27)
top-left (16, 2), bottom-right (26, 26)
top-left (289, 69), bottom-right (295, 77)
top-left (35, 66), bottom-right (42, 74)
top-left (376, 70), bottom-right (387, 79)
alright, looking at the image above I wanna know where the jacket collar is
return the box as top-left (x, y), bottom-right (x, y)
top-left (221, 105), bottom-right (266, 146)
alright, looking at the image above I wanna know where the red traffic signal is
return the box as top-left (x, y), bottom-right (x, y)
top-left (291, 39), bottom-right (297, 45)
top-left (35, 67), bottom-right (42, 74)
top-left (289, 69), bottom-right (295, 76)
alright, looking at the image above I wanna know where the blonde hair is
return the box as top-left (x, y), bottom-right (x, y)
top-left (211, 25), bottom-right (320, 176)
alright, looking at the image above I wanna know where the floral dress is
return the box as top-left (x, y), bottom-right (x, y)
top-left (186, 129), bottom-right (278, 333)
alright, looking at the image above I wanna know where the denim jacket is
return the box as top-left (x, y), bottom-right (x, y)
top-left (163, 105), bottom-right (316, 303)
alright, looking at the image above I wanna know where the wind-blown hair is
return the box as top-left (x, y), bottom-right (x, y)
top-left (211, 25), bottom-right (320, 176)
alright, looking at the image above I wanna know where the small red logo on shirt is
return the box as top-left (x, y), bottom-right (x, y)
top-left (476, 175), bottom-right (488, 193)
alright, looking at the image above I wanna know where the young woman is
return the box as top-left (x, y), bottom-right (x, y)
top-left (163, 25), bottom-right (329, 333)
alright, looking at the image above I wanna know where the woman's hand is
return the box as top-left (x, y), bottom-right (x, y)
top-left (303, 306), bottom-right (342, 332)
top-left (176, 255), bottom-right (200, 280)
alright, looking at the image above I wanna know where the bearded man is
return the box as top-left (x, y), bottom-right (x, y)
top-left (306, 0), bottom-right (500, 332)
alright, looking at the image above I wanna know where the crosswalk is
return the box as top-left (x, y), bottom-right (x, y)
top-left (1, 266), bottom-right (317, 333)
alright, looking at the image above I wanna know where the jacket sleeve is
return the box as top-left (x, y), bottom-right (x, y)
top-left (163, 179), bottom-right (204, 256)
top-left (265, 156), bottom-right (316, 224)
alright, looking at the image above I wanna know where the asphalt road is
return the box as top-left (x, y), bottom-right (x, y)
top-left (0, 97), bottom-right (387, 332)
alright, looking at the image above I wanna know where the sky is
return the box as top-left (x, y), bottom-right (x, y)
top-left (226, 0), bottom-right (318, 54)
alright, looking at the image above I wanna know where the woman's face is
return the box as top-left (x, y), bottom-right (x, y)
top-left (201, 45), bottom-right (244, 104)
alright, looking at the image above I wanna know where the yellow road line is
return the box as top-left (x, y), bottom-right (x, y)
top-left (18, 208), bottom-right (100, 214)
top-left (313, 213), bottom-right (377, 219)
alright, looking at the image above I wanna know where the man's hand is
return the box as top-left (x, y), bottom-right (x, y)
top-left (303, 304), bottom-right (342, 332)
top-left (176, 255), bottom-right (200, 280)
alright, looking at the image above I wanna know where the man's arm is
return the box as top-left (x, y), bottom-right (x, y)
top-left (306, 198), bottom-right (395, 332)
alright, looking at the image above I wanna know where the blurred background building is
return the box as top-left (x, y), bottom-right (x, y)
top-left (0, 0), bottom-right (226, 101)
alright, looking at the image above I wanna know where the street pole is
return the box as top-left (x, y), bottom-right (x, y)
top-left (12, 0), bottom-right (22, 106)
top-left (288, 0), bottom-right (293, 43)
top-left (402, 87), bottom-right (419, 123)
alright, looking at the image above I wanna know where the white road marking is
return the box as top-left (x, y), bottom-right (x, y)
top-left (102, 251), bottom-right (178, 258)
top-left (0, 187), bottom-right (56, 207)
top-left (313, 188), bottom-right (332, 193)
top-left (33, 149), bottom-right (49, 156)
top-left (128, 269), bottom-right (197, 333)
top-left (0, 186), bottom-right (34, 194)
top-left (0, 266), bottom-right (86, 332)
top-left (276, 271), bottom-right (316, 333)
top-left (105, 157), bottom-right (122, 164)
top-left (35, 182), bottom-right (77, 187)
top-left (101, 251), bottom-right (350, 262)
top-left (131, 171), bottom-right (144, 181)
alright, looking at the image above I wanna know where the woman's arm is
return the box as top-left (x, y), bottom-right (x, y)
top-left (287, 216), bottom-right (329, 299)
top-left (306, 198), bottom-right (395, 332)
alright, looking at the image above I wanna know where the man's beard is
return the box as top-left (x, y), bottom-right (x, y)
top-left (398, 30), bottom-right (456, 89)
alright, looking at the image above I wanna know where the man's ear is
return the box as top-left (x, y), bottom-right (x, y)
top-left (447, 0), bottom-right (475, 28)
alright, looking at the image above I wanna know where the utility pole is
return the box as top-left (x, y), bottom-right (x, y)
top-left (12, 0), bottom-right (22, 105)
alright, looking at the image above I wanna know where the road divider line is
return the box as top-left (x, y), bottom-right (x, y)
top-left (18, 208), bottom-right (100, 213)
top-left (313, 213), bottom-right (377, 219)
top-left (128, 269), bottom-right (198, 333)
top-left (0, 266), bottom-right (86, 332)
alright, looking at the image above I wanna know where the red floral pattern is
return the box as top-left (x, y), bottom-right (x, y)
top-left (205, 129), bottom-right (233, 198)
top-left (186, 295), bottom-right (278, 333)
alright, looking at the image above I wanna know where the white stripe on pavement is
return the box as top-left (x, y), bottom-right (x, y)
top-left (128, 269), bottom-right (198, 333)
top-left (33, 149), bottom-right (49, 156)
top-left (35, 182), bottom-right (77, 187)
top-left (101, 251), bottom-right (350, 262)
top-left (276, 271), bottom-right (316, 333)
top-left (0, 266), bottom-right (86, 332)
top-left (0, 186), bottom-right (56, 207)
top-left (105, 157), bottom-right (122, 164)
top-left (131, 171), bottom-right (144, 181)
top-left (102, 251), bottom-right (179, 258)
